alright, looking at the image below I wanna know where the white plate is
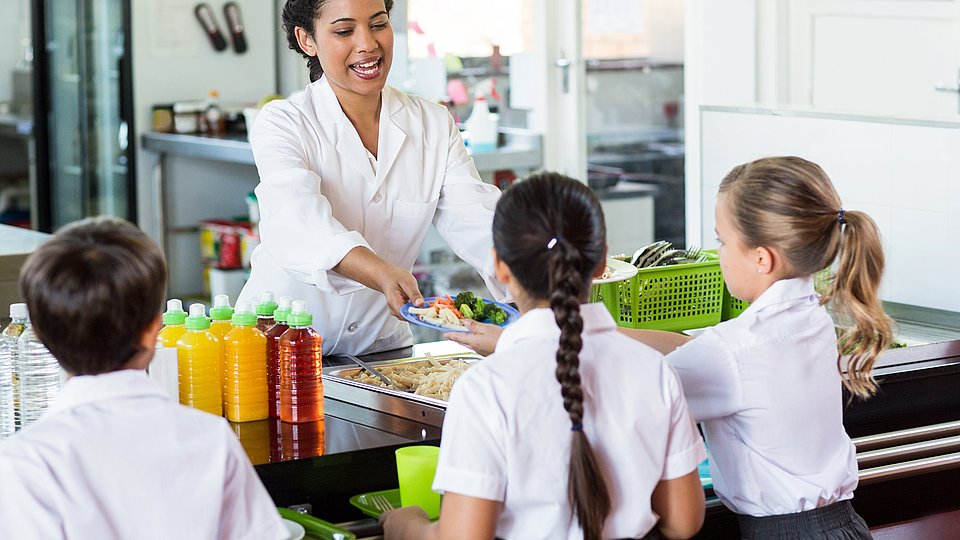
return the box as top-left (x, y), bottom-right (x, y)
top-left (593, 257), bottom-right (638, 284)
top-left (282, 519), bottom-right (306, 540)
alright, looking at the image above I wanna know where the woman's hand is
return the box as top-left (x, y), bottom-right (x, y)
top-left (378, 265), bottom-right (425, 319)
top-left (444, 319), bottom-right (502, 356)
top-left (380, 506), bottom-right (431, 539)
top-left (334, 247), bottom-right (424, 319)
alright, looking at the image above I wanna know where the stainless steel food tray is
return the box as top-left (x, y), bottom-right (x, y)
top-left (322, 353), bottom-right (482, 428)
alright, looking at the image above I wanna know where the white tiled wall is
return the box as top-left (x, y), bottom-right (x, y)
top-left (699, 108), bottom-right (960, 312)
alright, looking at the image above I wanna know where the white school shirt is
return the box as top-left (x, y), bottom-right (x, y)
top-left (433, 304), bottom-right (706, 540)
top-left (666, 277), bottom-right (859, 517)
top-left (240, 76), bottom-right (507, 356)
top-left (0, 369), bottom-right (288, 540)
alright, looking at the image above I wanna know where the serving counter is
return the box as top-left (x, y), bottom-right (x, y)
top-left (249, 331), bottom-right (960, 539)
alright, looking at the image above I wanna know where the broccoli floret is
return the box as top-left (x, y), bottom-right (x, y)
top-left (483, 303), bottom-right (507, 325)
top-left (473, 297), bottom-right (486, 316)
top-left (454, 292), bottom-right (476, 311)
top-left (460, 304), bottom-right (475, 319)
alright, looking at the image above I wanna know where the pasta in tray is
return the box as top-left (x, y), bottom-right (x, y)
top-left (344, 358), bottom-right (473, 400)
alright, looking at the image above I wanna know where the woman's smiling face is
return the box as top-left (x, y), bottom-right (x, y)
top-left (302, 0), bottom-right (393, 99)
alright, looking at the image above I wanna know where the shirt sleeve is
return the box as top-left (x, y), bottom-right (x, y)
top-left (660, 366), bottom-right (708, 480)
top-left (431, 111), bottom-right (511, 302)
top-left (251, 102), bottom-right (370, 295)
top-left (431, 368), bottom-right (508, 501)
top-left (216, 425), bottom-right (289, 540)
top-left (0, 448), bottom-right (64, 539)
top-left (665, 330), bottom-right (743, 421)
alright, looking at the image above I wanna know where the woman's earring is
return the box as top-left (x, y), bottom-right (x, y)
top-left (757, 268), bottom-right (763, 273)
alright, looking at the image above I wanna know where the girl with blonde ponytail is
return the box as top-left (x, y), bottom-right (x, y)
top-left (383, 172), bottom-right (706, 540)
top-left (623, 156), bottom-right (890, 539)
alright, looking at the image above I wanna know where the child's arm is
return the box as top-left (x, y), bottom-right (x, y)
top-left (651, 470), bottom-right (706, 539)
top-left (618, 328), bottom-right (693, 355)
top-left (380, 492), bottom-right (501, 540)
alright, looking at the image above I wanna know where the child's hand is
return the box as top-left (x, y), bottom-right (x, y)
top-left (380, 506), bottom-right (430, 538)
top-left (444, 319), bottom-right (502, 356)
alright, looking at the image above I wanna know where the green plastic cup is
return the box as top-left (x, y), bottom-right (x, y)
top-left (395, 445), bottom-right (441, 519)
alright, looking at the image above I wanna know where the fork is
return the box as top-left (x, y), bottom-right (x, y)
top-left (370, 494), bottom-right (396, 513)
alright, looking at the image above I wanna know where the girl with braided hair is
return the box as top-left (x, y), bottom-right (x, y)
top-left (623, 157), bottom-right (889, 539)
top-left (382, 172), bottom-right (706, 540)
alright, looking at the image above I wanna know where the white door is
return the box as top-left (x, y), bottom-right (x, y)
top-left (787, 0), bottom-right (960, 117)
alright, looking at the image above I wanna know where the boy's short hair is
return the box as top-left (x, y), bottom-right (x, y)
top-left (19, 217), bottom-right (167, 375)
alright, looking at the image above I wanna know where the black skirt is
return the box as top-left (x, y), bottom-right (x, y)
top-left (737, 500), bottom-right (872, 540)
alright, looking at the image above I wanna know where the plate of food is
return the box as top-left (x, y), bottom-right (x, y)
top-left (401, 292), bottom-right (519, 333)
top-left (593, 257), bottom-right (639, 284)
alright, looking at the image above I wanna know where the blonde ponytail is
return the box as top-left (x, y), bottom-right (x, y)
top-left (820, 210), bottom-right (894, 398)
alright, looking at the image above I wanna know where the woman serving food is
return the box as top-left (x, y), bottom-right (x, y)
top-left (240, 0), bottom-right (507, 355)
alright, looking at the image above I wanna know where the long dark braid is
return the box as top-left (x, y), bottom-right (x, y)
top-left (282, 0), bottom-right (395, 82)
top-left (493, 172), bottom-right (609, 540)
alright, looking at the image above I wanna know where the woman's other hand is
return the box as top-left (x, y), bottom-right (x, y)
top-left (445, 319), bottom-right (502, 356)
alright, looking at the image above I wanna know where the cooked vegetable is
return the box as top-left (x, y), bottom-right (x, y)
top-left (483, 303), bottom-right (507, 325)
top-left (454, 291), bottom-right (476, 311)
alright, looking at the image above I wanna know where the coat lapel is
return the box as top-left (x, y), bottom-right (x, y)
top-left (375, 87), bottom-right (407, 189)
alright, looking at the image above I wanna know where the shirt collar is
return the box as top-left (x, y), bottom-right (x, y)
top-left (745, 276), bottom-right (818, 314)
top-left (47, 369), bottom-right (168, 416)
top-left (495, 302), bottom-right (617, 353)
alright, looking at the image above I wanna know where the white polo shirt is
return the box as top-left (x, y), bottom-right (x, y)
top-left (0, 369), bottom-right (288, 540)
top-left (666, 277), bottom-right (859, 517)
top-left (433, 304), bottom-right (706, 540)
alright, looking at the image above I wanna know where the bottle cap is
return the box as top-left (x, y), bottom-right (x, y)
top-left (184, 303), bottom-right (211, 330)
top-left (162, 299), bottom-right (187, 325)
top-left (287, 300), bottom-right (313, 327)
top-left (9, 303), bottom-right (27, 320)
top-left (209, 294), bottom-right (234, 321)
top-left (231, 301), bottom-right (257, 327)
top-left (273, 296), bottom-right (292, 323)
top-left (256, 291), bottom-right (278, 316)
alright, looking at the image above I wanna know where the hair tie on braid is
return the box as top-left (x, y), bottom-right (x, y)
top-left (547, 235), bottom-right (564, 250)
top-left (571, 423), bottom-right (583, 432)
top-left (837, 208), bottom-right (846, 226)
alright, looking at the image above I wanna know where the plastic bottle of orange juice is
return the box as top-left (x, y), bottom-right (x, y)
top-left (278, 300), bottom-right (323, 424)
top-left (223, 301), bottom-right (268, 422)
top-left (156, 299), bottom-right (187, 347)
top-left (256, 291), bottom-right (278, 334)
top-left (208, 294), bottom-right (234, 395)
top-left (176, 304), bottom-right (222, 416)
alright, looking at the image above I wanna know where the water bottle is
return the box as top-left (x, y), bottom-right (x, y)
top-left (464, 96), bottom-right (499, 154)
top-left (18, 326), bottom-right (61, 428)
top-left (1, 303), bottom-right (29, 437)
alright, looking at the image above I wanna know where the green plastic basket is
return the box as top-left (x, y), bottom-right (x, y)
top-left (592, 253), bottom-right (724, 332)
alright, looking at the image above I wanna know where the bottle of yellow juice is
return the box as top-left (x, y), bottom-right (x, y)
top-left (208, 294), bottom-right (234, 395)
top-left (176, 304), bottom-right (221, 416)
top-left (156, 299), bottom-right (187, 347)
top-left (223, 301), bottom-right (268, 422)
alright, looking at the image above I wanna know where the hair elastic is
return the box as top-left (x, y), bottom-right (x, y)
top-left (571, 423), bottom-right (583, 432)
top-left (546, 237), bottom-right (559, 250)
top-left (837, 209), bottom-right (846, 226)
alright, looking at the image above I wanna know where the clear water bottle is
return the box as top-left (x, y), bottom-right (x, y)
top-left (1, 303), bottom-right (29, 436)
top-left (18, 326), bottom-right (61, 428)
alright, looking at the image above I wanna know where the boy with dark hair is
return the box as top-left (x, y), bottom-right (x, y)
top-left (0, 217), bottom-right (287, 540)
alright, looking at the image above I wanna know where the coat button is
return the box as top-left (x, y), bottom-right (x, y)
top-left (348, 322), bottom-right (359, 332)
top-left (372, 193), bottom-right (382, 203)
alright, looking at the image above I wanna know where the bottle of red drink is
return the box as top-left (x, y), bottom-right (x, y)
top-left (265, 296), bottom-right (291, 419)
top-left (278, 300), bottom-right (323, 423)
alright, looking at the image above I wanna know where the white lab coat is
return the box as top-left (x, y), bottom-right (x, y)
top-left (240, 77), bottom-right (507, 355)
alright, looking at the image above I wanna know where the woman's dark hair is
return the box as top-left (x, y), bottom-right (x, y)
top-left (493, 172), bottom-right (610, 540)
top-left (19, 217), bottom-right (167, 375)
top-left (282, 0), bottom-right (395, 82)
